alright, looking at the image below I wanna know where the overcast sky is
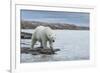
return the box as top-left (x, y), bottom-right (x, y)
top-left (21, 10), bottom-right (90, 27)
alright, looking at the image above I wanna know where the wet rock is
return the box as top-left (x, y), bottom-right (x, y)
top-left (21, 32), bottom-right (32, 39)
top-left (21, 47), bottom-right (60, 55)
top-left (39, 49), bottom-right (55, 54)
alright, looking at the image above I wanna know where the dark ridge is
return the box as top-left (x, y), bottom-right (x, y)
top-left (21, 20), bottom-right (89, 30)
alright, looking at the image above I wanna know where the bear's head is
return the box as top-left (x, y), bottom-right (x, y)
top-left (47, 32), bottom-right (56, 42)
top-left (45, 27), bottom-right (56, 42)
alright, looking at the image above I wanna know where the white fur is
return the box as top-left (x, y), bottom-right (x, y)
top-left (31, 26), bottom-right (55, 49)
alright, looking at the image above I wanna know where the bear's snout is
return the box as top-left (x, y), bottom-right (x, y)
top-left (53, 40), bottom-right (55, 42)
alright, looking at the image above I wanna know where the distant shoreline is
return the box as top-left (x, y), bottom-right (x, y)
top-left (21, 20), bottom-right (89, 30)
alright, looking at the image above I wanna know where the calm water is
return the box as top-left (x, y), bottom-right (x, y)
top-left (21, 30), bottom-right (89, 63)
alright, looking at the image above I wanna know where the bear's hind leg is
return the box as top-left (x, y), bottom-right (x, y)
top-left (31, 39), bottom-right (36, 49)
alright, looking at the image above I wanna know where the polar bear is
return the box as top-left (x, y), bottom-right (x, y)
top-left (31, 26), bottom-right (55, 50)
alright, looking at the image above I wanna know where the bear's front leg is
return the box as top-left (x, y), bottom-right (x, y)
top-left (49, 41), bottom-right (54, 52)
top-left (49, 41), bottom-right (53, 49)
top-left (42, 40), bottom-right (47, 49)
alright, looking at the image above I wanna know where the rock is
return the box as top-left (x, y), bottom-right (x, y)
top-left (39, 49), bottom-right (55, 54)
top-left (21, 47), bottom-right (60, 55)
top-left (21, 32), bottom-right (32, 39)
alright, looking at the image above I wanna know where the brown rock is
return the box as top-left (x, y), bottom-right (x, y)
top-left (21, 47), bottom-right (60, 55)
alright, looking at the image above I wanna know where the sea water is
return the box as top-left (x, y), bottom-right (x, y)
top-left (20, 30), bottom-right (89, 63)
